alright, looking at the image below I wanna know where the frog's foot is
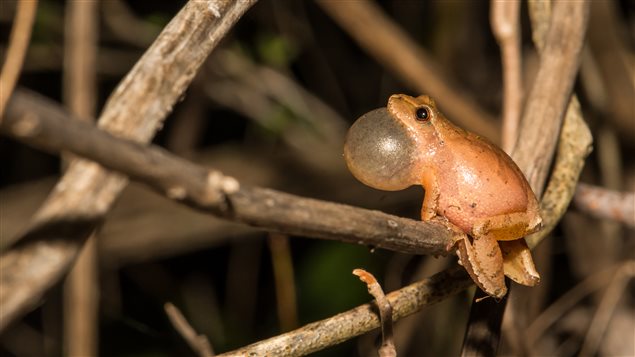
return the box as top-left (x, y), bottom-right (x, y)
top-left (500, 238), bottom-right (540, 286)
top-left (456, 233), bottom-right (507, 299)
top-left (470, 214), bottom-right (541, 288)
top-left (426, 216), bottom-right (466, 253)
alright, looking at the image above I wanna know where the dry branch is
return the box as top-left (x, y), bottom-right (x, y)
top-left (0, 0), bottom-right (257, 332)
top-left (490, 0), bottom-right (522, 152)
top-left (218, 267), bottom-right (471, 356)
top-left (0, 0), bottom-right (38, 121)
top-left (61, 1), bottom-right (99, 355)
top-left (353, 269), bottom-right (396, 357)
top-left (572, 184), bottom-right (635, 228)
top-left (2, 89), bottom-right (456, 257)
top-left (515, 0), bottom-right (589, 195)
top-left (165, 302), bottom-right (215, 357)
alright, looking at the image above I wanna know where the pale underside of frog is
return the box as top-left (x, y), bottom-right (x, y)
top-left (343, 94), bottom-right (542, 298)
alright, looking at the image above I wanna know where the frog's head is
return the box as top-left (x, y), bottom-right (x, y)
top-left (344, 94), bottom-right (441, 191)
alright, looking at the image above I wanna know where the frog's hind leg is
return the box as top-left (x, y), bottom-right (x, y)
top-left (472, 211), bottom-right (542, 242)
top-left (471, 213), bottom-right (541, 286)
top-left (456, 233), bottom-right (507, 299)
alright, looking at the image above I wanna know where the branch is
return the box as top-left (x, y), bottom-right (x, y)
top-left (61, 1), bottom-right (99, 356)
top-left (165, 302), bottom-right (215, 357)
top-left (0, 0), bottom-right (257, 332)
top-left (316, 0), bottom-right (499, 141)
top-left (490, 0), bottom-right (522, 152)
top-left (218, 267), bottom-right (471, 356)
top-left (0, 0), bottom-right (38, 122)
top-left (524, 97), bottom-right (593, 248)
top-left (353, 269), bottom-right (396, 357)
top-left (2, 89), bottom-right (456, 257)
top-left (514, 0), bottom-right (589, 196)
top-left (572, 184), bottom-right (635, 228)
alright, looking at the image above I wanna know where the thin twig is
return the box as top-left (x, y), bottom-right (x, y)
top-left (165, 302), bottom-right (215, 357)
top-left (268, 234), bottom-right (298, 332)
top-left (316, 0), bottom-right (499, 141)
top-left (573, 183), bottom-right (635, 228)
top-left (490, 0), bottom-right (522, 153)
top-left (0, 0), bottom-right (258, 333)
top-left (353, 269), bottom-right (396, 357)
top-left (218, 267), bottom-right (471, 357)
top-left (2, 89), bottom-right (457, 256)
top-left (61, 1), bottom-right (99, 356)
top-left (0, 0), bottom-right (38, 122)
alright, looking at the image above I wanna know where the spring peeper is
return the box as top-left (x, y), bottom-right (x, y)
top-left (344, 94), bottom-right (542, 298)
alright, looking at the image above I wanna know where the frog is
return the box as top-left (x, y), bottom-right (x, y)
top-left (343, 94), bottom-right (542, 298)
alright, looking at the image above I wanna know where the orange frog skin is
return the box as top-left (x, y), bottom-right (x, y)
top-left (344, 94), bottom-right (542, 298)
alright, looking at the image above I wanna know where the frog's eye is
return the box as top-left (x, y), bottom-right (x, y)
top-left (415, 107), bottom-right (430, 121)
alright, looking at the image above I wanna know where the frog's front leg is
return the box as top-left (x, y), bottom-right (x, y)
top-left (421, 181), bottom-right (465, 251)
top-left (472, 213), bottom-right (541, 286)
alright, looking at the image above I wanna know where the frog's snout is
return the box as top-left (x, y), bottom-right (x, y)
top-left (344, 107), bottom-right (417, 191)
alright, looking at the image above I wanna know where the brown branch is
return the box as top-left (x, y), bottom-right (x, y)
top-left (2, 89), bottom-right (456, 256)
top-left (0, 0), bottom-right (258, 332)
top-left (165, 302), bottom-right (215, 357)
top-left (490, 0), bottom-right (522, 153)
top-left (315, 0), bottom-right (499, 141)
top-left (61, 1), bottom-right (99, 356)
top-left (524, 96), bottom-right (593, 249)
top-left (0, 0), bottom-right (38, 122)
top-left (515, 0), bottom-right (589, 195)
top-left (268, 234), bottom-right (298, 332)
top-left (572, 183), bottom-right (635, 228)
top-left (0, 151), bottom-right (414, 269)
top-left (218, 267), bottom-right (471, 356)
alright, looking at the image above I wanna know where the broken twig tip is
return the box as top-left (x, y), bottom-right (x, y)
top-left (353, 268), bottom-right (397, 357)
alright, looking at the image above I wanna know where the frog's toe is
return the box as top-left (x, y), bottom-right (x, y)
top-left (501, 239), bottom-right (540, 286)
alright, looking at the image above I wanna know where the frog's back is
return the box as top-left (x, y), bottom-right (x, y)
top-left (435, 133), bottom-right (530, 232)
